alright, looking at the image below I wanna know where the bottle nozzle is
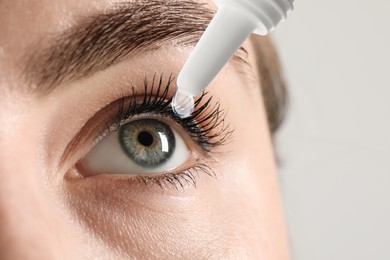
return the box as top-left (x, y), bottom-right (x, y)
top-left (172, 0), bottom-right (294, 118)
top-left (171, 89), bottom-right (195, 118)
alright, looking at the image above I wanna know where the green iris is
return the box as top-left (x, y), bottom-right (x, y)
top-left (118, 119), bottom-right (175, 167)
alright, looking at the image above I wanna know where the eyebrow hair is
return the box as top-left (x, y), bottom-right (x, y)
top-left (24, 0), bottom-right (219, 93)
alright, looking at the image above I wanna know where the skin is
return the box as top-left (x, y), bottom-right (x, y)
top-left (0, 0), bottom-right (289, 259)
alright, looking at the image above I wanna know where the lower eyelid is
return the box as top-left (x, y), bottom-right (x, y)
top-left (66, 156), bottom-right (215, 192)
top-left (65, 166), bottom-right (206, 200)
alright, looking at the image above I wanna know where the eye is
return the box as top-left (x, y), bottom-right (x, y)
top-left (62, 76), bottom-right (232, 188)
top-left (79, 118), bottom-right (189, 176)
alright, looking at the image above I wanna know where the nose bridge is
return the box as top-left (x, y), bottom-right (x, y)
top-left (0, 146), bottom-right (61, 260)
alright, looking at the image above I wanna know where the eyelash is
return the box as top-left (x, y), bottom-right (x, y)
top-left (91, 75), bottom-right (232, 189)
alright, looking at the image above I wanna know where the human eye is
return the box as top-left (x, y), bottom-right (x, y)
top-left (65, 75), bottom-right (231, 190)
top-left (82, 118), bottom-right (189, 176)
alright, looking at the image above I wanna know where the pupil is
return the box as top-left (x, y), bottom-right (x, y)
top-left (137, 131), bottom-right (154, 147)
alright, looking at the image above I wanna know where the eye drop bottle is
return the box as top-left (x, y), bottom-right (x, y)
top-left (172, 0), bottom-right (294, 118)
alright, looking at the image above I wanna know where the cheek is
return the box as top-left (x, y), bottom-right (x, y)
top-left (0, 101), bottom-right (86, 259)
top-left (63, 176), bottom-right (249, 258)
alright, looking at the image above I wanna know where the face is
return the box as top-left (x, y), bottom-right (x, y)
top-left (0, 0), bottom-right (289, 259)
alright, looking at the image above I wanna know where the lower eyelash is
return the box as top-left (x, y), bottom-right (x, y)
top-left (133, 163), bottom-right (216, 190)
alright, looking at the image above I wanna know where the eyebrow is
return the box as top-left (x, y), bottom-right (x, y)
top-left (23, 0), bottom-right (249, 94)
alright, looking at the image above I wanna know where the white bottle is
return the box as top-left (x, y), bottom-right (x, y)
top-left (172, 0), bottom-right (294, 118)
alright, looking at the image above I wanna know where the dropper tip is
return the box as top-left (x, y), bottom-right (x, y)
top-left (171, 89), bottom-right (195, 119)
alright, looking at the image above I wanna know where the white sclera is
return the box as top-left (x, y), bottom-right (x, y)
top-left (82, 126), bottom-right (189, 175)
top-left (171, 88), bottom-right (195, 119)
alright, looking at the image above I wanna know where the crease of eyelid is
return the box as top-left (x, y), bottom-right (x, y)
top-left (233, 46), bottom-right (254, 77)
top-left (59, 75), bottom-right (233, 169)
top-left (22, 0), bottom-right (251, 95)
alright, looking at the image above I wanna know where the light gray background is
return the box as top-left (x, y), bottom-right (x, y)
top-left (273, 0), bottom-right (390, 259)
